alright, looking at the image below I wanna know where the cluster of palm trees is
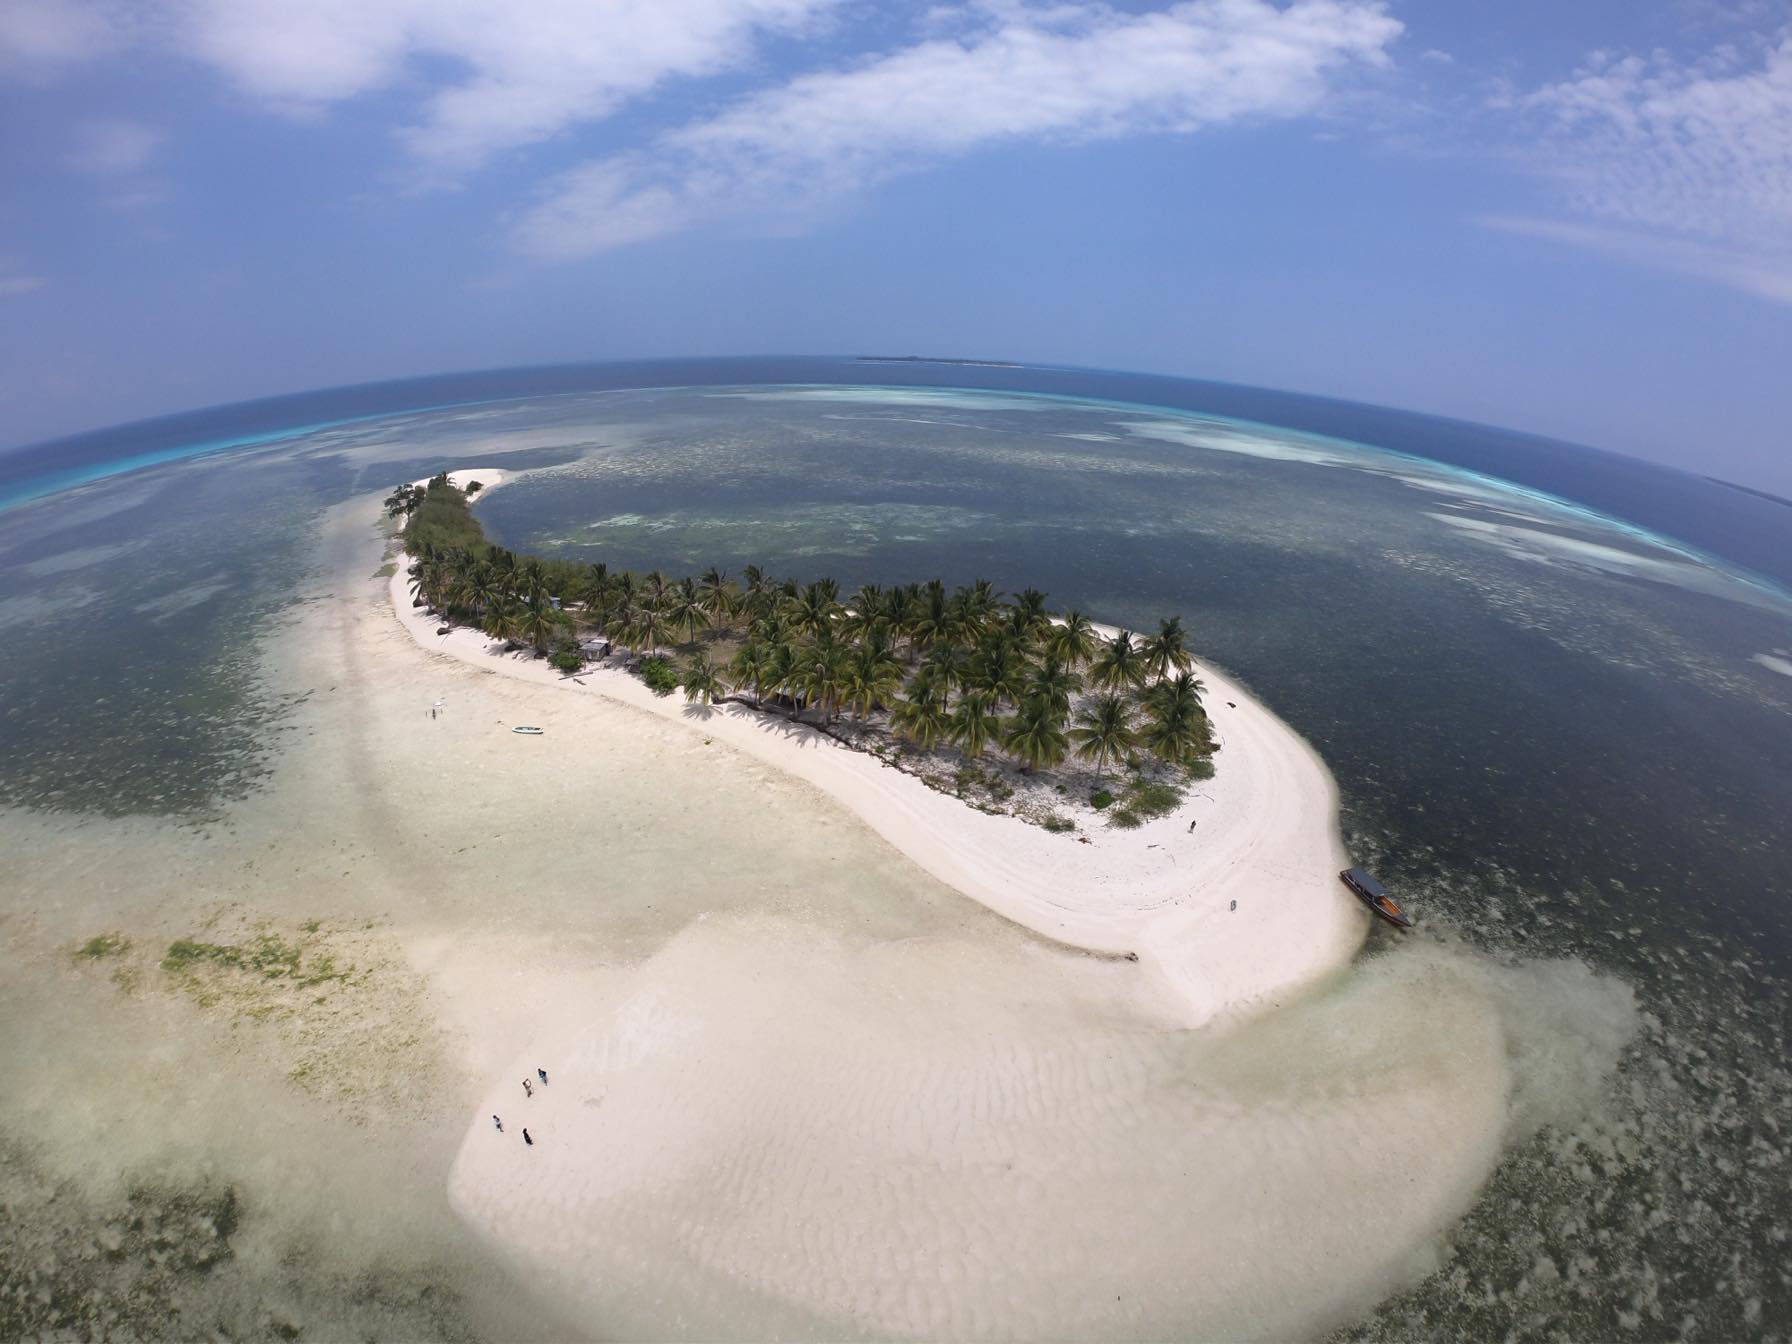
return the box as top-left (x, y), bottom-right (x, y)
top-left (405, 528), bottom-right (1213, 777)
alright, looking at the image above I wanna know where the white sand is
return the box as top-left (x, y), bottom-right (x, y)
top-left (390, 467), bottom-right (1365, 1031)
top-left (371, 475), bottom-right (1638, 1339)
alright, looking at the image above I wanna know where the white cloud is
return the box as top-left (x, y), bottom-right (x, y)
top-left (67, 117), bottom-right (163, 173)
top-left (1477, 215), bottom-right (1792, 306)
top-left (0, 0), bottom-right (117, 77)
top-left (1493, 33), bottom-right (1792, 303)
top-left (511, 0), bottom-right (1403, 258)
top-left (178, 0), bottom-right (841, 171)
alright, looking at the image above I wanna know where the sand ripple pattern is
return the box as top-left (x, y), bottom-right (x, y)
top-left (442, 918), bottom-right (1618, 1341)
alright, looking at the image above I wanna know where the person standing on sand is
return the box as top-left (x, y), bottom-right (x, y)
top-left (537, 1067), bottom-right (548, 1085)
top-left (492, 1115), bottom-right (502, 1132)
top-left (523, 1078), bottom-right (532, 1098)
top-left (523, 1128), bottom-right (534, 1146)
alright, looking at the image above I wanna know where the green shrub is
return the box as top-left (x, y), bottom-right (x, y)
top-left (1123, 779), bottom-right (1184, 821)
top-left (1108, 808), bottom-right (1144, 829)
top-left (1041, 814), bottom-right (1075, 834)
top-left (1186, 757), bottom-right (1216, 781)
top-left (1090, 788), bottom-right (1115, 810)
top-left (465, 480), bottom-right (483, 494)
top-left (637, 655), bottom-right (680, 696)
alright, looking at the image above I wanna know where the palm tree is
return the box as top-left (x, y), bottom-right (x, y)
top-left (517, 557), bottom-right (550, 605)
top-left (1088, 629), bottom-right (1148, 692)
top-left (1007, 587), bottom-right (1051, 642)
top-left (682, 654), bottom-right (725, 705)
top-left (482, 596), bottom-right (523, 645)
top-left (455, 559), bottom-right (501, 620)
top-left (668, 577), bottom-right (710, 644)
top-left (891, 687), bottom-right (950, 750)
top-left (1140, 670), bottom-right (1212, 764)
top-left (1141, 616), bottom-right (1193, 680)
top-left (971, 640), bottom-right (1031, 707)
top-left (841, 584), bottom-right (886, 645)
top-left (1043, 610), bottom-right (1100, 667)
top-left (1002, 699), bottom-right (1069, 772)
top-left (948, 691), bottom-right (1002, 759)
top-left (623, 602), bottom-right (672, 655)
top-left (1070, 694), bottom-right (1137, 777)
top-left (1026, 657), bottom-right (1082, 715)
top-left (766, 639), bottom-right (803, 719)
top-left (921, 642), bottom-right (971, 698)
top-left (727, 639), bottom-right (774, 708)
top-left (698, 567), bottom-right (736, 623)
top-left (786, 580), bottom-right (842, 640)
top-left (843, 641), bottom-right (905, 723)
top-left (796, 639), bottom-right (849, 725)
top-left (906, 582), bottom-right (951, 658)
top-left (519, 594), bottom-right (562, 652)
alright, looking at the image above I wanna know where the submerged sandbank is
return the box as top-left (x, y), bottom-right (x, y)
top-left (388, 468), bottom-right (1365, 1030)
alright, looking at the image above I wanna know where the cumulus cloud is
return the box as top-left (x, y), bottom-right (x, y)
top-left (1495, 33), bottom-right (1792, 304)
top-left (179, 0), bottom-right (841, 170)
top-left (511, 0), bottom-right (1403, 258)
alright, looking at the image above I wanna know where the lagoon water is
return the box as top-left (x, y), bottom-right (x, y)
top-left (1, 360), bottom-right (1788, 1340)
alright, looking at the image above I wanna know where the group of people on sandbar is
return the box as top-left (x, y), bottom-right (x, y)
top-left (492, 1067), bottom-right (550, 1147)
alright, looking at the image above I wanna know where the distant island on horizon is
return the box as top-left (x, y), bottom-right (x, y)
top-left (856, 355), bottom-right (1022, 368)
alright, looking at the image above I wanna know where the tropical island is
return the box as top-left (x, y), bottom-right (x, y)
top-left (390, 471), bottom-right (1218, 832)
top-left (382, 468), bottom-right (1363, 1029)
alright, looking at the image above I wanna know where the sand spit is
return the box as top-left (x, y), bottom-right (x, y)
top-left (389, 468), bottom-right (1365, 1030)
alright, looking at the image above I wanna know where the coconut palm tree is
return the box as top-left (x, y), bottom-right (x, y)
top-left (517, 557), bottom-right (551, 605)
top-left (906, 581), bottom-right (951, 658)
top-left (921, 642), bottom-right (971, 699)
top-left (698, 567), bottom-right (736, 623)
top-left (786, 580), bottom-right (842, 640)
top-left (971, 640), bottom-right (1031, 707)
top-left (519, 594), bottom-right (562, 653)
top-left (843, 641), bottom-right (905, 723)
top-left (1008, 587), bottom-right (1051, 641)
top-left (948, 691), bottom-right (1002, 759)
top-left (668, 577), bottom-right (710, 644)
top-left (765, 639), bottom-right (804, 719)
top-left (1141, 616), bottom-right (1193, 680)
top-left (1002, 699), bottom-right (1069, 771)
top-left (1070, 694), bottom-right (1137, 778)
top-left (796, 638), bottom-right (849, 725)
top-left (1140, 671), bottom-right (1212, 765)
top-left (1088, 629), bottom-right (1148, 692)
top-left (623, 601), bottom-right (672, 655)
top-left (1043, 610), bottom-right (1100, 668)
top-left (682, 654), bottom-right (725, 705)
top-left (891, 686), bottom-right (950, 750)
top-left (1026, 657), bottom-right (1082, 715)
top-left (482, 595), bottom-right (523, 645)
top-left (727, 638), bottom-right (775, 708)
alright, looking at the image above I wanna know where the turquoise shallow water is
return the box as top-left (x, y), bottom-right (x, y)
top-left (1, 370), bottom-right (1788, 1339)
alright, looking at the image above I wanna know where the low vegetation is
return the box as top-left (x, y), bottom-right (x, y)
top-left (394, 474), bottom-right (1220, 829)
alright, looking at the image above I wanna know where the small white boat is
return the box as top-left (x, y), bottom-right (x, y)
top-left (512, 725), bottom-right (544, 735)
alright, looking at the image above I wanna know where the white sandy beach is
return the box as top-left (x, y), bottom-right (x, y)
top-left (378, 471), bottom-right (1536, 1340)
top-left (391, 469), bottom-right (1367, 1030)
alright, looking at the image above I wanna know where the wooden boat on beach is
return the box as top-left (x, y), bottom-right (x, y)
top-left (512, 725), bottom-right (544, 735)
top-left (1340, 868), bottom-right (1414, 928)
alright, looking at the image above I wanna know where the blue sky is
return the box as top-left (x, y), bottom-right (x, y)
top-left (3, 0), bottom-right (1790, 491)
